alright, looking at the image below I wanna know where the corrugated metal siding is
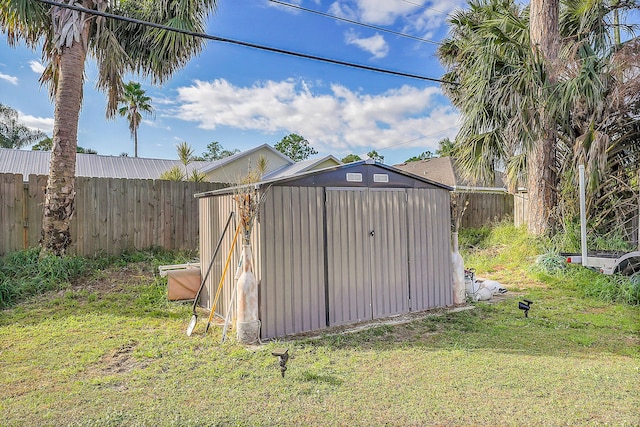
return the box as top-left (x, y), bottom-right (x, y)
top-left (0, 148), bottom-right (211, 181)
top-left (199, 181), bottom-right (453, 340)
top-left (407, 188), bottom-right (453, 311)
top-left (199, 194), bottom-right (241, 319)
top-left (326, 188), bottom-right (372, 326)
top-left (326, 189), bottom-right (410, 325)
top-left (259, 186), bottom-right (326, 339)
top-left (369, 189), bottom-right (409, 318)
top-left (199, 192), bottom-right (263, 327)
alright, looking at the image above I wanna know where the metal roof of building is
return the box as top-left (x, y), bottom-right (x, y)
top-left (262, 155), bottom-right (341, 180)
top-left (0, 148), bottom-right (213, 181)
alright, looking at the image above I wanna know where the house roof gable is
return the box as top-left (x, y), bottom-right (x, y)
top-left (262, 155), bottom-right (341, 180)
top-left (394, 156), bottom-right (507, 191)
top-left (197, 143), bottom-right (293, 174)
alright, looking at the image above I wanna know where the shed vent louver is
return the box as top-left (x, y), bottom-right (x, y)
top-left (373, 174), bottom-right (389, 183)
top-left (346, 173), bottom-right (363, 182)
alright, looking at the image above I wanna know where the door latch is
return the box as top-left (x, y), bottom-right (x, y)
top-left (370, 230), bottom-right (375, 236)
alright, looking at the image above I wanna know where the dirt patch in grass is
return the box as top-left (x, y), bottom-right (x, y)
top-left (97, 341), bottom-right (147, 375)
top-left (274, 305), bottom-right (476, 344)
top-left (70, 262), bottom-right (155, 294)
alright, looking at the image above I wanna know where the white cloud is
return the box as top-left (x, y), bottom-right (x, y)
top-left (344, 30), bottom-right (389, 59)
top-left (28, 60), bottom-right (45, 74)
top-left (173, 78), bottom-right (459, 154)
top-left (0, 72), bottom-right (18, 85)
top-left (142, 118), bottom-right (170, 131)
top-left (152, 96), bottom-right (177, 106)
top-left (19, 113), bottom-right (54, 134)
top-left (405, 0), bottom-right (467, 34)
top-left (330, 0), bottom-right (466, 35)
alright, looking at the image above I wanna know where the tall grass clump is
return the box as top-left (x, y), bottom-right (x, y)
top-left (459, 222), bottom-right (541, 276)
top-left (573, 268), bottom-right (640, 305)
top-left (534, 224), bottom-right (640, 305)
top-left (551, 218), bottom-right (634, 253)
top-left (115, 246), bottom-right (196, 270)
top-left (0, 247), bottom-right (90, 308)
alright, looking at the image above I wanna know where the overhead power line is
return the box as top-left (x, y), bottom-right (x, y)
top-left (398, 0), bottom-right (448, 15)
top-left (34, 0), bottom-right (456, 86)
top-left (268, 0), bottom-right (441, 45)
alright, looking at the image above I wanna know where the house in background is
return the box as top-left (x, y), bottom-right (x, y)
top-left (394, 156), bottom-right (507, 192)
top-left (394, 156), bottom-right (514, 228)
top-left (0, 144), bottom-right (341, 183)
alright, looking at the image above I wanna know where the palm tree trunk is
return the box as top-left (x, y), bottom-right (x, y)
top-left (134, 128), bottom-right (138, 157)
top-left (527, 124), bottom-right (557, 234)
top-left (41, 39), bottom-right (88, 255)
top-left (528, 0), bottom-right (559, 235)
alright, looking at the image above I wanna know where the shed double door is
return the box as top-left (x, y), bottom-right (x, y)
top-left (326, 188), bottom-right (409, 326)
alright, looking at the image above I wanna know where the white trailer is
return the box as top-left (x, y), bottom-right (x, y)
top-left (565, 165), bottom-right (640, 275)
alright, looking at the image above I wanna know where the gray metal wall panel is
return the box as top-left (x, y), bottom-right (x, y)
top-left (259, 187), bottom-right (326, 339)
top-left (408, 189), bottom-right (453, 311)
top-left (369, 189), bottom-right (409, 318)
top-left (198, 196), bottom-right (214, 310)
top-left (199, 194), bottom-right (243, 323)
top-left (326, 189), bottom-right (372, 326)
top-left (201, 185), bottom-right (453, 340)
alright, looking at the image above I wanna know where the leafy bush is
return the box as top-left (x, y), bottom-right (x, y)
top-left (531, 251), bottom-right (567, 275)
top-left (551, 218), bottom-right (634, 253)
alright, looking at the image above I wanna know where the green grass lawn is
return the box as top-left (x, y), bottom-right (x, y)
top-left (1, 228), bottom-right (639, 426)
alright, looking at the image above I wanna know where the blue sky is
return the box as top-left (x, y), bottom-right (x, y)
top-left (0, 0), bottom-right (466, 165)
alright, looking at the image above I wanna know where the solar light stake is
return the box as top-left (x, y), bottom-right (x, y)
top-left (518, 299), bottom-right (533, 317)
top-left (272, 348), bottom-right (289, 378)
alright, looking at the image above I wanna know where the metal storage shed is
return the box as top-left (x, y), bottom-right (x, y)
top-left (195, 160), bottom-right (454, 340)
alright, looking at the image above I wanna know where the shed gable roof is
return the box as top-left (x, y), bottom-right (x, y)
top-left (195, 160), bottom-right (452, 198)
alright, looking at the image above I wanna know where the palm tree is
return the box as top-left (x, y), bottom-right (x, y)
top-left (1, 0), bottom-right (218, 255)
top-left (438, 0), bottom-right (639, 236)
top-left (0, 103), bottom-right (46, 148)
top-left (160, 142), bottom-right (206, 182)
top-left (118, 81), bottom-right (153, 158)
top-left (439, 0), bottom-right (534, 189)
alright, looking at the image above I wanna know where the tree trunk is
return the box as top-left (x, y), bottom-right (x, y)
top-left (528, 0), bottom-right (559, 235)
top-left (527, 127), bottom-right (557, 234)
top-left (134, 127), bottom-right (138, 157)
top-left (41, 39), bottom-right (88, 255)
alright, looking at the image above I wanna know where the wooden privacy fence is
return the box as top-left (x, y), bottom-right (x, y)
top-left (514, 192), bottom-right (529, 227)
top-left (0, 173), bottom-right (224, 256)
top-left (459, 192), bottom-right (515, 229)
